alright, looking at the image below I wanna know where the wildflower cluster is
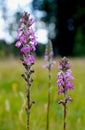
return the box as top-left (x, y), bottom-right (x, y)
top-left (15, 12), bottom-right (37, 130)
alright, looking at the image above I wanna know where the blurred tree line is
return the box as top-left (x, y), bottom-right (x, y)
top-left (32, 0), bottom-right (85, 56)
top-left (0, 0), bottom-right (85, 57)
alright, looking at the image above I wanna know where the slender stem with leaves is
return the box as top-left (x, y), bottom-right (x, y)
top-left (47, 62), bottom-right (51, 130)
top-left (43, 40), bottom-right (56, 130)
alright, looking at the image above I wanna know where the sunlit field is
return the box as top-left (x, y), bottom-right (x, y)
top-left (0, 57), bottom-right (85, 130)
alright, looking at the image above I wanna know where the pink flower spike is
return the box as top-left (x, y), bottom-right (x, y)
top-left (15, 41), bottom-right (21, 48)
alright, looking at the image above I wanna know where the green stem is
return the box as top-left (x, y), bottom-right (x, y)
top-left (63, 85), bottom-right (67, 130)
top-left (46, 66), bottom-right (51, 130)
top-left (27, 87), bottom-right (30, 130)
top-left (63, 103), bottom-right (66, 130)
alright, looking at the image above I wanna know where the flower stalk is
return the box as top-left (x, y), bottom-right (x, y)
top-left (43, 40), bottom-right (56, 130)
top-left (15, 12), bottom-right (37, 130)
top-left (57, 57), bottom-right (74, 130)
top-left (47, 65), bottom-right (51, 130)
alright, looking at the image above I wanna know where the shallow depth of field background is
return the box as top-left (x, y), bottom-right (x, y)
top-left (0, 58), bottom-right (85, 130)
top-left (0, 0), bottom-right (85, 130)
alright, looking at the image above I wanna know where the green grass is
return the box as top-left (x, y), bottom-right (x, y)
top-left (0, 57), bottom-right (85, 130)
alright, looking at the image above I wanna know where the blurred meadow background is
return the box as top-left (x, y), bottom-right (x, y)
top-left (0, 0), bottom-right (85, 130)
top-left (0, 58), bottom-right (85, 130)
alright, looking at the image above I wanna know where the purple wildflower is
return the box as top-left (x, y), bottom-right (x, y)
top-left (57, 57), bottom-right (74, 130)
top-left (57, 57), bottom-right (74, 96)
top-left (15, 12), bottom-right (37, 65)
top-left (15, 12), bottom-right (37, 129)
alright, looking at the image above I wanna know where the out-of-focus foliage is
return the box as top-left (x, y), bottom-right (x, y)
top-left (32, 0), bottom-right (85, 56)
top-left (36, 44), bottom-right (45, 57)
top-left (73, 27), bottom-right (85, 56)
top-left (32, 0), bottom-right (57, 23)
top-left (0, 40), bottom-right (7, 57)
top-left (0, 0), bottom-right (85, 56)
top-left (0, 40), bottom-right (19, 57)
